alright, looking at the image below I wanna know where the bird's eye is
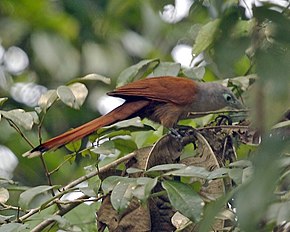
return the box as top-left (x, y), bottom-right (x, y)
top-left (223, 93), bottom-right (233, 102)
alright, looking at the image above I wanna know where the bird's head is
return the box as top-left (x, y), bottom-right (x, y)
top-left (196, 82), bottom-right (244, 111)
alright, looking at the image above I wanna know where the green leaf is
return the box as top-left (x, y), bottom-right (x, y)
top-left (101, 176), bottom-right (131, 195)
top-left (228, 168), bottom-right (243, 185)
top-left (0, 188), bottom-right (9, 203)
top-left (162, 180), bottom-right (204, 222)
top-left (146, 164), bottom-right (186, 173)
top-left (65, 139), bottom-right (82, 152)
top-left (57, 85), bottom-right (78, 109)
top-left (111, 179), bottom-right (136, 212)
top-left (19, 185), bottom-right (57, 210)
top-left (153, 62), bottom-right (181, 76)
top-left (67, 73), bottom-right (111, 85)
top-left (183, 66), bottom-right (205, 80)
top-left (164, 166), bottom-right (210, 179)
top-left (38, 89), bottom-right (58, 112)
top-left (1, 109), bottom-right (38, 130)
top-left (91, 140), bottom-right (115, 155)
top-left (68, 82), bottom-right (88, 108)
top-left (96, 117), bottom-right (154, 138)
top-left (0, 97), bottom-right (8, 107)
top-left (193, 19), bottom-right (220, 55)
top-left (126, 167), bottom-right (144, 174)
top-left (132, 177), bottom-right (158, 202)
top-left (207, 167), bottom-right (229, 180)
top-left (0, 215), bottom-right (14, 224)
top-left (116, 58), bottom-right (160, 87)
top-left (0, 223), bottom-right (27, 232)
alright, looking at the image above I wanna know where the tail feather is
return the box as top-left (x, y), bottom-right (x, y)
top-left (24, 100), bottom-right (149, 157)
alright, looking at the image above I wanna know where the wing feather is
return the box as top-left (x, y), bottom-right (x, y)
top-left (108, 76), bottom-right (198, 105)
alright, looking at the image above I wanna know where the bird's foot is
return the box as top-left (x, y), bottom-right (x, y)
top-left (169, 125), bottom-right (197, 143)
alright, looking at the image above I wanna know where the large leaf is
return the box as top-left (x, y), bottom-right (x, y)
top-left (153, 62), bottom-right (181, 76)
top-left (57, 84), bottom-right (88, 109)
top-left (146, 164), bottom-right (186, 173)
top-left (110, 180), bottom-right (136, 213)
top-left (38, 89), bottom-right (58, 112)
top-left (162, 180), bottom-right (204, 222)
top-left (1, 109), bottom-right (38, 130)
top-left (57, 85), bottom-right (77, 108)
top-left (101, 176), bottom-right (131, 195)
top-left (183, 66), bottom-right (205, 80)
top-left (116, 59), bottom-right (160, 87)
top-left (19, 185), bottom-right (58, 210)
top-left (132, 177), bottom-right (158, 202)
top-left (68, 82), bottom-right (88, 108)
top-left (0, 223), bottom-right (27, 232)
top-left (164, 166), bottom-right (210, 179)
top-left (192, 19), bottom-right (220, 55)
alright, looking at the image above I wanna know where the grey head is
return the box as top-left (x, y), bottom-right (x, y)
top-left (193, 82), bottom-right (244, 112)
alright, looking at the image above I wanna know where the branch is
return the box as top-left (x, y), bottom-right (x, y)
top-left (188, 108), bottom-right (249, 118)
top-left (18, 150), bottom-right (138, 225)
top-left (7, 119), bottom-right (34, 148)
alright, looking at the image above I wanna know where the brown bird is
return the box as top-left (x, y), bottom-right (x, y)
top-left (24, 76), bottom-right (243, 157)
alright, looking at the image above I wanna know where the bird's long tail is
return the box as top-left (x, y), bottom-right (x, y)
top-left (24, 100), bottom-right (149, 158)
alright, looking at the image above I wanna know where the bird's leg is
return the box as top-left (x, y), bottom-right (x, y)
top-left (169, 125), bottom-right (195, 138)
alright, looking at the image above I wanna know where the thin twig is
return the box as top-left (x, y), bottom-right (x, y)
top-left (7, 119), bottom-right (34, 148)
top-left (39, 154), bottom-right (55, 197)
top-left (55, 195), bottom-right (104, 205)
top-left (188, 108), bottom-right (249, 117)
top-left (49, 155), bottom-right (75, 175)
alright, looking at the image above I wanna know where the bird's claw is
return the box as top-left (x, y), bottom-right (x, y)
top-left (169, 126), bottom-right (197, 145)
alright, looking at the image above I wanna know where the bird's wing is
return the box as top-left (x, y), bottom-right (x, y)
top-left (108, 76), bottom-right (198, 105)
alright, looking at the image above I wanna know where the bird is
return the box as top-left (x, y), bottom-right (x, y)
top-left (24, 76), bottom-right (243, 158)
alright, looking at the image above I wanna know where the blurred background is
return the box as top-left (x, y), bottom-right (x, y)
top-left (0, 0), bottom-right (288, 185)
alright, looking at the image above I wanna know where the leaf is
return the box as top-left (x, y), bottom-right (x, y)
top-left (193, 19), bottom-right (220, 55)
top-left (162, 180), bottom-right (204, 222)
top-left (65, 139), bottom-right (82, 152)
top-left (101, 176), bottom-right (131, 195)
top-left (0, 215), bottom-right (14, 224)
top-left (0, 188), bottom-right (9, 203)
top-left (111, 180), bottom-right (136, 212)
top-left (19, 185), bottom-right (57, 210)
top-left (0, 223), bottom-right (27, 232)
top-left (132, 177), bottom-right (158, 202)
top-left (146, 164), bottom-right (186, 173)
top-left (38, 89), bottom-right (58, 112)
top-left (68, 82), bottom-right (88, 108)
top-left (207, 167), bottom-right (229, 180)
top-left (126, 167), bottom-right (144, 174)
top-left (164, 165), bottom-right (210, 179)
top-left (96, 117), bottom-right (154, 138)
top-left (57, 85), bottom-right (77, 108)
top-left (183, 66), bottom-right (205, 80)
top-left (67, 73), bottom-right (111, 85)
top-left (1, 109), bottom-right (38, 130)
top-left (153, 62), bottom-right (181, 76)
top-left (228, 168), bottom-right (243, 185)
top-left (116, 59), bottom-right (160, 87)
top-left (0, 97), bottom-right (8, 107)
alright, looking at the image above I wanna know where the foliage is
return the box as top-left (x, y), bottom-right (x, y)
top-left (0, 1), bottom-right (289, 232)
